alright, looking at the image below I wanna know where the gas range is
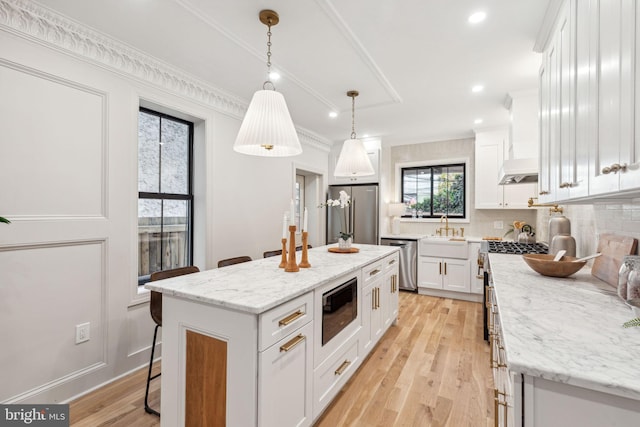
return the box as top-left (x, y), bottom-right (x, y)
top-left (486, 241), bottom-right (548, 255)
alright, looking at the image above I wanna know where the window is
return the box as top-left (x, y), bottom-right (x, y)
top-left (138, 108), bottom-right (194, 284)
top-left (401, 163), bottom-right (466, 218)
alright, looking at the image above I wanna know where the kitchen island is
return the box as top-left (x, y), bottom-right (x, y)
top-left (488, 253), bottom-right (640, 426)
top-left (146, 244), bottom-right (399, 427)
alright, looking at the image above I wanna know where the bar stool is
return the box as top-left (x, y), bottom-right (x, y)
top-left (217, 256), bottom-right (252, 267)
top-left (145, 265), bottom-right (200, 417)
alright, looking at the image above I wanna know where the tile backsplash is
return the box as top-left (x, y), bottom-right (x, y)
top-left (535, 201), bottom-right (640, 257)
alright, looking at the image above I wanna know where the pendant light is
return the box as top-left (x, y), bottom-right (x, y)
top-left (234, 10), bottom-right (302, 157)
top-left (333, 90), bottom-right (374, 177)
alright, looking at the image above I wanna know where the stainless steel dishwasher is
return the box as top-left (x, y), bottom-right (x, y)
top-left (380, 238), bottom-right (417, 291)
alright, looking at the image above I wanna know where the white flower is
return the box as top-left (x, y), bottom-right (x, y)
top-left (338, 191), bottom-right (350, 208)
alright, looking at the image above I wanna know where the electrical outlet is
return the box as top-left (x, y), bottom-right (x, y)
top-left (493, 220), bottom-right (504, 230)
top-left (76, 322), bottom-right (90, 344)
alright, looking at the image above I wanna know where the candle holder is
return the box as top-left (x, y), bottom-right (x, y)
top-left (279, 238), bottom-right (287, 268)
top-left (285, 225), bottom-right (299, 272)
top-left (299, 232), bottom-right (310, 268)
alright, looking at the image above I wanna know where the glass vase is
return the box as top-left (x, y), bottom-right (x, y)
top-left (338, 237), bottom-right (352, 250)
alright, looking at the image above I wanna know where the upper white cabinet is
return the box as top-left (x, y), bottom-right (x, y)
top-left (328, 138), bottom-right (380, 185)
top-left (475, 128), bottom-right (537, 209)
top-left (539, 0), bottom-right (640, 202)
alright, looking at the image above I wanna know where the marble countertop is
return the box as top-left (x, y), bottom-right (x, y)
top-left (489, 253), bottom-right (640, 401)
top-left (145, 244), bottom-right (398, 315)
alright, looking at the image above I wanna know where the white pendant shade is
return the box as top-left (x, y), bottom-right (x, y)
top-left (234, 89), bottom-right (302, 157)
top-left (333, 138), bottom-right (375, 177)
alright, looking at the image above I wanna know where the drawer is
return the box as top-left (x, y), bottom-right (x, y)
top-left (259, 292), bottom-right (313, 351)
top-left (313, 337), bottom-right (360, 419)
top-left (383, 253), bottom-right (400, 271)
top-left (362, 260), bottom-right (383, 286)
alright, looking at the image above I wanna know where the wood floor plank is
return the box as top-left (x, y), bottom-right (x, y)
top-left (69, 293), bottom-right (493, 427)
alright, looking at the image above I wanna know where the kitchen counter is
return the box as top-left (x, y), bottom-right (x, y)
top-left (489, 253), bottom-right (640, 401)
top-left (380, 233), bottom-right (426, 240)
top-left (146, 244), bottom-right (398, 314)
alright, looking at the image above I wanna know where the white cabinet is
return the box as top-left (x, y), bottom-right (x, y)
top-left (259, 321), bottom-right (313, 427)
top-left (383, 253), bottom-right (400, 328)
top-left (539, 0), bottom-right (640, 202)
top-left (361, 262), bottom-right (384, 354)
top-left (475, 129), bottom-right (537, 209)
top-left (418, 256), bottom-right (469, 292)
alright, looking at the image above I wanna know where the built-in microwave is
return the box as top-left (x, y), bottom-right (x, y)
top-left (321, 276), bottom-right (358, 346)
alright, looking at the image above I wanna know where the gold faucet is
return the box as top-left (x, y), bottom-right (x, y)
top-left (527, 197), bottom-right (563, 214)
top-left (436, 215), bottom-right (455, 236)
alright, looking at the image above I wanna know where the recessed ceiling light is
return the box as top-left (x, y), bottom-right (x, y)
top-left (468, 11), bottom-right (487, 24)
top-left (472, 84), bottom-right (484, 93)
top-left (269, 71), bottom-right (281, 80)
top-left (474, 118), bottom-right (483, 125)
top-left (329, 111), bottom-right (338, 118)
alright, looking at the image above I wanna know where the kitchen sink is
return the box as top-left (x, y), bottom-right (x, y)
top-left (419, 238), bottom-right (468, 259)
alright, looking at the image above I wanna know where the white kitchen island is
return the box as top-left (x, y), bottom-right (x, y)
top-left (146, 244), bottom-right (399, 427)
top-left (488, 253), bottom-right (640, 427)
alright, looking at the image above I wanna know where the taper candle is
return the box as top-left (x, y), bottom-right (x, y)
top-left (303, 207), bottom-right (308, 231)
top-left (282, 213), bottom-right (288, 239)
top-left (290, 199), bottom-right (295, 226)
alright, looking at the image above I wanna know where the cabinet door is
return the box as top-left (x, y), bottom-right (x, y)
top-left (590, 0), bottom-right (636, 195)
top-left (384, 269), bottom-right (399, 328)
top-left (258, 321), bottom-right (313, 427)
top-left (442, 258), bottom-right (470, 293)
top-left (557, 0), bottom-right (576, 202)
top-left (547, 14), bottom-right (562, 203)
top-left (418, 256), bottom-right (444, 289)
top-left (474, 130), bottom-right (507, 209)
top-left (503, 183), bottom-right (537, 208)
top-left (539, 48), bottom-right (552, 203)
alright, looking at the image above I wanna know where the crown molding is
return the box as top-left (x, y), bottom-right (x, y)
top-left (0, 0), bottom-right (332, 151)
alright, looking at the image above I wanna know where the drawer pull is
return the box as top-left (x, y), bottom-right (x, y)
top-left (278, 310), bottom-right (304, 326)
top-left (369, 268), bottom-right (381, 276)
top-left (372, 288), bottom-right (376, 310)
top-left (444, 262), bottom-right (447, 275)
top-left (376, 287), bottom-right (380, 308)
top-left (279, 334), bottom-right (306, 352)
top-left (388, 259), bottom-right (396, 265)
top-left (334, 359), bottom-right (352, 376)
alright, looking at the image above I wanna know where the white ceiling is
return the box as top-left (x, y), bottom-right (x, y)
top-left (35, 0), bottom-right (552, 146)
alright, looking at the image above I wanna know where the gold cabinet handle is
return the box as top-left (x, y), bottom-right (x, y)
top-left (603, 163), bottom-right (628, 174)
top-left (279, 334), bottom-right (306, 352)
top-left (335, 359), bottom-right (351, 376)
top-left (559, 182), bottom-right (572, 188)
top-left (375, 287), bottom-right (380, 309)
top-left (372, 288), bottom-right (376, 310)
top-left (439, 262), bottom-right (442, 275)
top-left (370, 268), bottom-right (381, 276)
top-left (539, 190), bottom-right (549, 195)
top-left (444, 262), bottom-right (447, 275)
top-left (278, 309), bottom-right (304, 326)
top-left (388, 259), bottom-right (396, 265)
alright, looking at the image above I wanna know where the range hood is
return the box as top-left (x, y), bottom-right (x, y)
top-left (498, 158), bottom-right (538, 185)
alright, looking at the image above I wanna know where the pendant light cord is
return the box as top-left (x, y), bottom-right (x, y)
top-left (263, 20), bottom-right (275, 90)
top-left (350, 94), bottom-right (357, 139)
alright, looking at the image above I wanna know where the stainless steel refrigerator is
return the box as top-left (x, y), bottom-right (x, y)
top-left (327, 184), bottom-right (379, 245)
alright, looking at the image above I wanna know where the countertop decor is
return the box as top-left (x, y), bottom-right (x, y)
top-left (489, 253), bottom-right (640, 401)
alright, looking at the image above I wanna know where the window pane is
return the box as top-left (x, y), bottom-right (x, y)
top-left (401, 163), bottom-right (465, 218)
top-left (138, 199), bottom-right (190, 277)
top-left (163, 199), bottom-right (190, 269)
top-left (160, 118), bottom-right (189, 194)
top-left (138, 111), bottom-right (160, 193)
top-left (138, 199), bottom-right (162, 276)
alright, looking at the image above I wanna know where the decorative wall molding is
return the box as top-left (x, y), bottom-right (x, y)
top-left (0, 0), bottom-right (332, 152)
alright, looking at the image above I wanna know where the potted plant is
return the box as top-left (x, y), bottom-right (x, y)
top-left (320, 191), bottom-right (352, 249)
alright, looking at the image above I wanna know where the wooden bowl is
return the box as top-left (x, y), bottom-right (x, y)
top-left (522, 254), bottom-right (587, 278)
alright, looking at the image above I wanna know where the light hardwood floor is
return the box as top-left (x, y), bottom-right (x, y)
top-left (69, 292), bottom-right (494, 426)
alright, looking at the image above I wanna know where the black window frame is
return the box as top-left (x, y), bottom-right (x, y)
top-left (138, 107), bottom-right (195, 285)
top-left (400, 163), bottom-right (466, 219)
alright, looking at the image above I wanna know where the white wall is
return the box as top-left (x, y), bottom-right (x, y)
top-left (0, 2), bottom-right (329, 404)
